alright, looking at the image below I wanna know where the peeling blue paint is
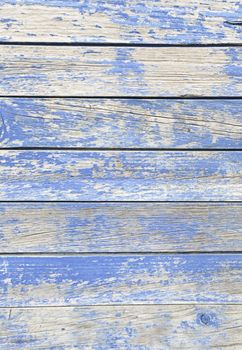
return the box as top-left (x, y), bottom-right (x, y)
top-left (106, 48), bottom-right (147, 95)
top-left (0, 150), bottom-right (241, 200)
top-left (0, 254), bottom-right (241, 306)
top-left (1, 0), bottom-right (241, 43)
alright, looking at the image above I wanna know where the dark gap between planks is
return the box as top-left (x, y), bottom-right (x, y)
top-left (0, 201), bottom-right (241, 204)
top-left (0, 252), bottom-right (242, 256)
top-left (0, 96), bottom-right (241, 99)
top-left (0, 148), bottom-right (241, 151)
top-left (0, 42), bottom-right (241, 47)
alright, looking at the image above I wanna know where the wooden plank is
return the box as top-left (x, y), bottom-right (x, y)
top-left (0, 1), bottom-right (241, 44)
top-left (0, 150), bottom-right (241, 201)
top-left (0, 46), bottom-right (241, 97)
top-left (0, 254), bottom-right (241, 306)
top-left (0, 305), bottom-right (241, 349)
top-left (1, 203), bottom-right (241, 253)
top-left (1, 98), bottom-right (242, 149)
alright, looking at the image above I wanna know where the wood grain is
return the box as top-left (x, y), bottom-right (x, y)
top-left (1, 305), bottom-right (241, 349)
top-left (1, 2), bottom-right (241, 349)
top-left (0, 0), bottom-right (241, 44)
top-left (1, 202), bottom-right (241, 253)
top-left (1, 254), bottom-right (241, 306)
top-left (0, 46), bottom-right (241, 97)
top-left (0, 150), bottom-right (241, 201)
top-left (1, 98), bottom-right (242, 149)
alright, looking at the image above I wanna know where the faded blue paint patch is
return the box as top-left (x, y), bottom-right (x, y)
top-left (219, 47), bottom-right (242, 95)
top-left (0, 17), bottom-right (18, 28)
top-left (224, 48), bottom-right (242, 77)
top-left (104, 48), bottom-right (147, 95)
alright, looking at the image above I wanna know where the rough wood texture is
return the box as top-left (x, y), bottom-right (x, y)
top-left (1, 98), bottom-right (242, 149)
top-left (1, 2), bottom-right (241, 349)
top-left (0, 150), bottom-right (241, 201)
top-left (0, 46), bottom-right (241, 97)
top-left (1, 254), bottom-right (241, 306)
top-left (1, 202), bottom-right (241, 253)
top-left (0, 0), bottom-right (241, 44)
top-left (1, 305), bottom-right (241, 349)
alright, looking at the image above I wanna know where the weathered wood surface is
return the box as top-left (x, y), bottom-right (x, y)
top-left (0, 46), bottom-right (241, 97)
top-left (1, 203), bottom-right (241, 253)
top-left (0, 254), bottom-right (241, 306)
top-left (0, 150), bottom-right (241, 201)
top-left (1, 98), bottom-right (242, 149)
top-left (1, 305), bottom-right (241, 349)
top-left (0, 1), bottom-right (241, 44)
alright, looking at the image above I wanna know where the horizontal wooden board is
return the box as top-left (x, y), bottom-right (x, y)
top-left (0, 150), bottom-right (241, 201)
top-left (0, 254), bottom-right (241, 306)
top-left (0, 46), bottom-right (241, 97)
top-left (1, 98), bottom-right (242, 149)
top-left (0, 1), bottom-right (241, 44)
top-left (1, 203), bottom-right (242, 253)
top-left (1, 305), bottom-right (241, 349)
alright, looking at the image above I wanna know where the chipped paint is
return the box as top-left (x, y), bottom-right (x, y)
top-left (0, 46), bottom-right (241, 96)
top-left (0, 254), bottom-right (241, 306)
top-left (0, 305), bottom-right (241, 349)
top-left (0, 202), bottom-right (241, 252)
top-left (0, 150), bottom-right (241, 200)
top-left (0, 98), bottom-right (241, 148)
top-left (0, 2), bottom-right (241, 348)
top-left (0, 1), bottom-right (241, 43)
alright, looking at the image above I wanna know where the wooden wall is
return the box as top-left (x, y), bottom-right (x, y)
top-left (0, 1), bottom-right (241, 348)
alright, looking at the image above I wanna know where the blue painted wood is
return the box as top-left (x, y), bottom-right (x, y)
top-left (0, 0), bottom-right (241, 44)
top-left (1, 305), bottom-right (241, 349)
top-left (0, 150), bottom-right (241, 200)
top-left (1, 98), bottom-right (241, 149)
top-left (1, 202), bottom-right (241, 252)
top-left (0, 46), bottom-right (241, 96)
top-left (0, 254), bottom-right (241, 306)
top-left (0, 0), bottom-right (241, 348)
